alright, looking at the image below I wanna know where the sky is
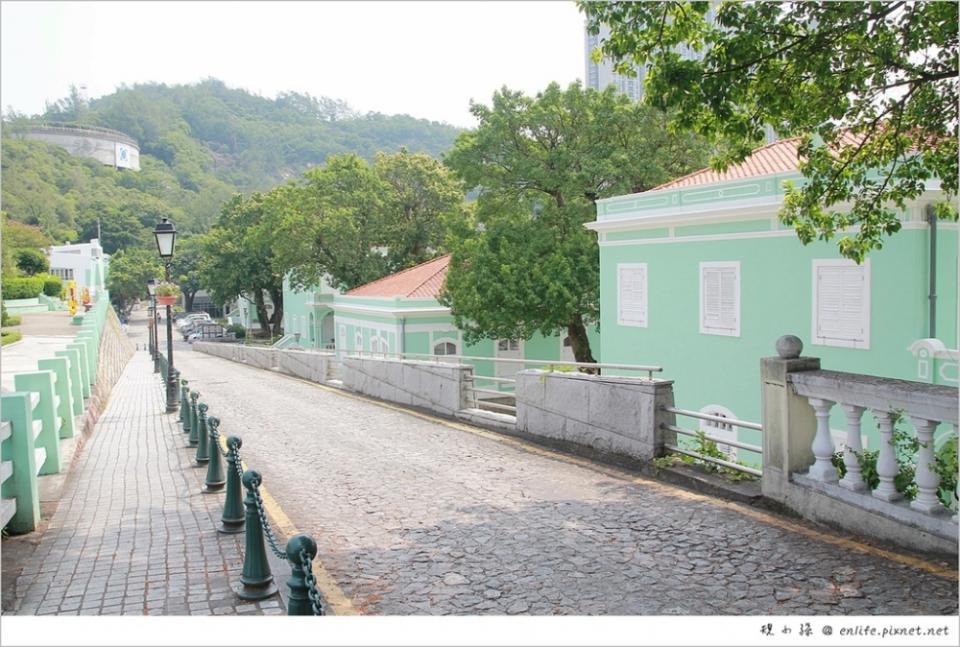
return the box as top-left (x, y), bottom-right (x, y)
top-left (1, 0), bottom-right (587, 127)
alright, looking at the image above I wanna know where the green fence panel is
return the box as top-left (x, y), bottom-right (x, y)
top-left (37, 358), bottom-right (76, 439)
top-left (1, 393), bottom-right (41, 533)
top-left (66, 343), bottom-right (91, 398)
top-left (54, 349), bottom-right (85, 414)
top-left (14, 372), bottom-right (61, 475)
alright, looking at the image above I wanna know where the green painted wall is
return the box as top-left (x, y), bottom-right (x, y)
top-left (599, 224), bottom-right (958, 453)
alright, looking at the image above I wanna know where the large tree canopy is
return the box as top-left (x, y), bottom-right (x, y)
top-left (442, 82), bottom-right (709, 362)
top-left (275, 150), bottom-right (466, 292)
top-left (106, 248), bottom-right (163, 316)
top-left (582, 0), bottom-right (958, 262)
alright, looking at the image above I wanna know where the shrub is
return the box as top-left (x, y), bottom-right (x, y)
top-left (1, 276), bottom-right (45, 299)
top-left (1, 330), bottom-right (23, 346)
top-left (14, 248), bottom-right (49, 276)
top-left (226, 323), bottom-right (246, 339)
top-left (155, 281), bottom-right (181, 297)
top-left (39, 274), bottom-right (63, 297)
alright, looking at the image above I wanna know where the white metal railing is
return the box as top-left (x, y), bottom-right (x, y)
top-left (660, 405), bottom-right (763, 477)
top-left (343, 349), bottom-right (664, 417)
top-left (790, 369), bottom-right (959, 516)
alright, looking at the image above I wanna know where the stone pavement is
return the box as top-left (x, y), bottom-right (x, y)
top-left (3, 314), bottom-right (285, 616)
top-left (175, 348), bottom-right (959, 616)
top-left (1, 311), bottom-right (77, 391)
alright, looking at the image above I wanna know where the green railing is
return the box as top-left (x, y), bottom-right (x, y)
top-left (1, 292), bottom-right (109, 534)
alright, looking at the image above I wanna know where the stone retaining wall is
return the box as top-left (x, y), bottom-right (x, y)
top-left (515, 370), bottom-right (676, 462)
top-left (342, 357), bottom-right (472, 417)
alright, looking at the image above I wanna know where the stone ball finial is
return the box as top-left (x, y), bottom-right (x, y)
top-left (241, 469), bottom-right (261, 490)
top-left (285, 533), bottom-right (318, 562)
top-left (776, 335), bottom-right (803, 359)
top-left (227, 435), bottom-right (242, 450)
top-left (198, 402), bottom-right (208, 413)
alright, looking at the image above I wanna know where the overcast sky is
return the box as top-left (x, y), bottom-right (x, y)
top-left (1, 1), bottom-right (586, 127)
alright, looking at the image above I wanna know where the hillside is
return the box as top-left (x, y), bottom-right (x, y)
top-left (1, 79), bottom-right (463, 250)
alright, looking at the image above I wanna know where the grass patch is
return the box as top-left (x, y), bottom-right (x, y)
top-left (1, 330), bottom-right (23, 346)
top-left (4, 315), bottom-right (22, 327)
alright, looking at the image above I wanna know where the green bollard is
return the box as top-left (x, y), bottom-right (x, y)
top-left (235, 470), bottom-right (279, 601)
top-left (179, 379), bottom-right (189, 428)
top-left (188, 391), bottom-right (199, 447)
top-left (217, 436), bottom-right (244, 533)
top-left (285, 534), bottom-right (321, 615)
top-left (204, 417), bottom-right (226, 492)
top-left (194, 403), bottom-right (210, 465)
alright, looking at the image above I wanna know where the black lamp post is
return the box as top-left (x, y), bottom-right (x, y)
top-left (146, 278), bottom-right (159, 373)
top-left (153, 217), bottom-right (179, 412)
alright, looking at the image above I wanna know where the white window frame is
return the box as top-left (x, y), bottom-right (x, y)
top-left (616, 263), bottom-right (648, 328)
top-left (811, 259), bottom-right (871, 350)
top-left (433, 338), bottom-right (459, 356)
top-left (699, 261), bottom-right (740, 337)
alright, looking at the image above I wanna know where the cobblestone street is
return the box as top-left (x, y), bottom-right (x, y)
top-left (175, 347), bottom-right (958, 616)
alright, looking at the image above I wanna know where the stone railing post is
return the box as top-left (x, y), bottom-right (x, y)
top-left (760, 335), bottom-right (821, 503)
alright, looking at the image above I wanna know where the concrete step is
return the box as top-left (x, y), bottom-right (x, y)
top-left (0, 497), bottom-right (16, 529)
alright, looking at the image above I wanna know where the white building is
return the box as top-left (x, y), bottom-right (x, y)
top-left (47, 238), bottom-right (108, 298)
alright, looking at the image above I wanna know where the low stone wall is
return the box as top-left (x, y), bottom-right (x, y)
top-left (515, 370), bottom-right (676, 463)
top-left (342, 357), bottom-right (472, 417)
top-left (192, 342), bottom-right (276, 370)
top-left (82, 308), bottom-right (134, 435)
top-left (275, 349), bottom-right (335, 383)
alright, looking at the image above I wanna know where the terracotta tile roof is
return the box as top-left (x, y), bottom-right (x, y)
top-left (346, 254), bottom-right (450, 298)
top-left (652, 137), bottom-right (803, 191)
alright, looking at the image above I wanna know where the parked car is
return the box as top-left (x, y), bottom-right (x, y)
top-left (187, 322), bottom-right (235, 342)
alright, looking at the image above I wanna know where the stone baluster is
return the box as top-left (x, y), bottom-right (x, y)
top-left (806, 398), bottom-right (838, 483)
top-left (910, 417), bottom-right (945, 514)
top-left (839, 404), bottom-right (867, 492)
top-left (872, 411), bottom-right (901, 501)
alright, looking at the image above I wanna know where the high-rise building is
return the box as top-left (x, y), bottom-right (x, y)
top-left (584, 23), bottom-right (646, 102)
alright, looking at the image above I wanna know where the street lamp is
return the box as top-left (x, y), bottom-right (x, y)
top-left (153, 217), bottom-right (179, 412)
top-left (146, 278), bottom-right (159, 373)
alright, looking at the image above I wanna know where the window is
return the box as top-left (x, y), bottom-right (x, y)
top-left (355, 330), bottom-right (363, 351)
top-left (617, 263), bottom-right (647, 327)
top-left (433, 340), bottom-right (458, 356)
top-left (698, 405), bottom-right (738, 460)
top-left (699, 262), bottom-right (740, 337)
top-left (497, 339), bottom-right (520, 352)
top-left (812, 259), bottom-right (870, 349)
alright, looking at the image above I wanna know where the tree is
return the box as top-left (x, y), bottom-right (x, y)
top-left (14, 248), bottom-right (49, 275)
top-left (106, 248), bottom-right (162, 315)
top-left (442, 82), bottom-right (709, 362)
top-left (170, 235), bottom-right (207, 312)
top-left (275, 151), bottom-right (466, 292)
top-left (200, 194), bottom-right (285, 337)
top-left (582, 1), bottom-right (959, 262)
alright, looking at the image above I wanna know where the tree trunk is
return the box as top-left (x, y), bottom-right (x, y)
top-left (567, 314), bottom-right (596, 369)
top-left (184, 290), bottom-right (196, 313)
top-left (252, 290), bottom-right (271, 336)
top-left (268, 288), bottom-right (284, 338)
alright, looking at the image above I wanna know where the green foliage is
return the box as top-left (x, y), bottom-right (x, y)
top-left (582, 1), bottom-right (959, 262)
top-left (2, 216), bottom-right (51, 276)
top-left (1, 330), bottom-right (23, 346)
top-left (3, 79), bottom-right (461, 252)
top-left (170, 235), bottom-right (206, 311)
top-left (105, 248), bottom-right (162, 315)
top-left (1, 277), bottom-right (45, 299)
top-left (155, 281), bottom-right (181, 297)
top-left (654, 431), bottom-right (759, 483)
top-left (39, 274), bottom-right (62, 297)
top-left (14, 247), bottom-right (49, 275)
top-left (441, 82), bottom-right (709, 361)
top-left (1, 302), bottom-right (20, 327)
top-left (277, 149), bottom-right (467, 292)
top-left (200, 193), bottom-right (286, 336)
top-left (831, 420), bottom-right (958, 509)
top-left (225, 323), bottom-right (246, 339)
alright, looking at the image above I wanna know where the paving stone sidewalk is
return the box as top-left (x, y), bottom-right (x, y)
top-left (3, 349), bottom-right (285, 616)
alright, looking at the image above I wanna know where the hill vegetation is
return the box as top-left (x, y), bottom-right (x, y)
top-left (1, 79), bottom-right (463, 250)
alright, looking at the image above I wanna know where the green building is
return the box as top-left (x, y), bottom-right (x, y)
top-left (588, 137), bottom-right (957, 459)
top-left (282, 255), bottom-right (599, 393)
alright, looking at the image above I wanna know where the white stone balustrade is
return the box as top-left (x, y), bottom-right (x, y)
top-left (790, 370), bottom-right (958, 517)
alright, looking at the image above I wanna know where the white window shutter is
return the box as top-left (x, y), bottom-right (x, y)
top-left (618, 264), bottom-right (647, 327)
top-left (700, 263), bottom-right (739, 336)
top-left (817, 265), bottom-right (866, 342)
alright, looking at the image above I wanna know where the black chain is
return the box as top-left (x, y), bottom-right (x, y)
top-left (300, 549), bottom-right (325, 615)
top-left (210, 425), bottom-right (231, 458)
top-left (250, 474), bottom-right (288, 561)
